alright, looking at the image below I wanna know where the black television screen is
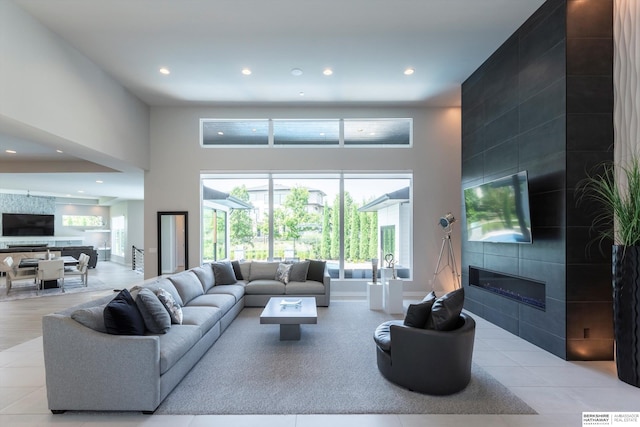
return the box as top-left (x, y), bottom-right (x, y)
top-left (463, 171), bottom-right (532, 243)
top-left (2, 213), bottom-right (55, 237)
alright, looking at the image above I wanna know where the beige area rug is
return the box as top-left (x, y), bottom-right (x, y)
top-left (157, 301), bottom-right (537, 415)
top-left (0, 276), bottom-right (114, 302)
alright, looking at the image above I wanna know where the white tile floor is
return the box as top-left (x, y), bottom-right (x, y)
top-left (1, 263), bottom-right (639, 426)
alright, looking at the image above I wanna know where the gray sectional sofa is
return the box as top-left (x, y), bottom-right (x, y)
top-left (42, 259), bottom-right (329, 413)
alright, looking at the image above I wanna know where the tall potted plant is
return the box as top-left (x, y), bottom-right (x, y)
top-left (577, 154), bottom-right (640, 387)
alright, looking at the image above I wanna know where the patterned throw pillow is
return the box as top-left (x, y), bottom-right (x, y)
top-left (156, 288), bottom-right (183, 324)
top-left (275, 263), bottom-right (293, 284)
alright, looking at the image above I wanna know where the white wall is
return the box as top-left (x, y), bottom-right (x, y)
top-left (145, 106), bottom-right (461, 296)
top-left (110, 200), bottom-right (144, 266)
top-left (0, 1), bottom-right (150, 172)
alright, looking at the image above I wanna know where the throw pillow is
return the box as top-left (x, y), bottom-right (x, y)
top-left (289, 261), bottom-right (310, 282)
top-left (403, 299), bottom-right (435, 328)
top-left (426, 287), bottom-right (465, 331)
top-left (156, 288), bottom-right (183, 324)
top-left (422, 290), bottom-right (437, 303)
top-left (135, 287), bottom-right (171, 334)
top-left (275, 263), bottom-right (293, 284)
top-left (211, 260), bottom-right (237, 285)
top-left (103, 289), bottom-right (146, 335)
top-left (231, 260), bottom-right (243, 280)
top-left (306, 259), bottom-right (326, 283)
top-left (71, 304), bottom-right (108, 333)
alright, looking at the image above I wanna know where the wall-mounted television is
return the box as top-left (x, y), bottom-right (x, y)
top-left (463, 171), bottom-right (532, 243)
top-left (2, 213), bottom-right (55, 237)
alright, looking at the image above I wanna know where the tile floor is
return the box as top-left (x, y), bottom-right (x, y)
top-left (0, 262), bottom-right (639, 426)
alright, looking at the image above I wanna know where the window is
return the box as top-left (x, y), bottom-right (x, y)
top-left (273, 119), bottom-right (339, 146)
top-left (344, 118), bottom-right (412, 146)
top-left (201, 173), bottom-right (412, 280)
top-left (201, 118), bottom-right (412, 147)
top-left (201, 119), bottom-right (269, 146)
top-left (62, 215), bottom-right (104, 227)
top-left (111, 216), bottom-right (125, 257)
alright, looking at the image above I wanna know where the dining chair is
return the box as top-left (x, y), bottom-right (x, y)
top-left (37, 259), bottom-right (65, 294)
top-left (2, 256), bottom-right (38, 294)
top-left (64, 253), bottom-right (89, 286)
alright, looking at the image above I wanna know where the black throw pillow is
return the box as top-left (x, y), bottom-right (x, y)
top-left (306, 259), bottom-right (326, 283)
top-left (231, 260), bottom-right (243, 280)
top-left (103, 289), bottom-right (146, 335)
top-left (403, 299), bottom-right (435, 328)
top-left (426, 287), bottom-right (465, 331)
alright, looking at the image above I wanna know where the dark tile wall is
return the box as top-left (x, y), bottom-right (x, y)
top-left (461, 0), bottom-right (613, 360)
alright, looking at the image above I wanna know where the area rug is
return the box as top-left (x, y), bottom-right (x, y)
top-left (156, 301), bottom-right (536, 415)
top-left (0, 277), bottom-right (113, 302)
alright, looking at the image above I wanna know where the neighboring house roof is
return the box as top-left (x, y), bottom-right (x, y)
top-left (358, 187), bottom-right (410, 212)
top-left (202, 186), bottom-right (253, 209)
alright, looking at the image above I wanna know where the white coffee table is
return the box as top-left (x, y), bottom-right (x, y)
top-left (260, 297), bottom-right (318, 340)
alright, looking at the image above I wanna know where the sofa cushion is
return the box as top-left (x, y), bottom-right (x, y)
top-left (244, 279), bottom-right (286, 295)
top-left (144, 278), bottom-right (184, 307)
top-left (212, 260), bottom-right (237, 285)
top-left (426, 287), bottom-right (465, 331)
top-left (306, 259), bottom-right (326, 283)
top-left (284, 280), bottom-right (325, 295)
top-left (289, 261), bottom-right (310, 282)
top-left (135, 287), bottom-right (171, 334)
top-left (206, 284), bottom-right (245, 302)
top-left (103, 289), bottom-right (146, 335)
top-left (239, 261), bottom-right (251, 281)
top-left (373, 320), bottom-right (405, 352)
top-left (275, 263), bottom-right (293, 283)
top-left (169, 271), bottom-right (204, 305)
top-left (188, 294), bottom-right (236, 313)
top-left (71, 304), bottom-right (108, 333)
top-left (249, 262), bottom-right (279, 281)
top-left (157, 325), bottom-right (201, 374)
top-left (191, 264), bottom-right (215, 292)
top-left (156, 288), bottom-right (184, 324)
top-left (181, 306), bottom-right (222, 335)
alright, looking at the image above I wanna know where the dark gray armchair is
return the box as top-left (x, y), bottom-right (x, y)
top-left (374, 312), bottom-right (475, 395)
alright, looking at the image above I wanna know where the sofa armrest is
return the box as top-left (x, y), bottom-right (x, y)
top-left (323, 271), bottom-right (331, 293)
top-left (43, 314), bottom-right (162, 412)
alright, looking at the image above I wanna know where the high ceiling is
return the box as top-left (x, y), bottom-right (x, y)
top-left (1, 0), bottom-right (545, 201)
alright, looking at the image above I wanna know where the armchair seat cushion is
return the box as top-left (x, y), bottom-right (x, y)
top-left (373, 320), bottom-right (405, 352)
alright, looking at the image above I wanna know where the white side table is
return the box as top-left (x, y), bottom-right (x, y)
top-left (367, 282), bottom-right (383, 310)
top-left (383, 279), bottom-right (404, 314)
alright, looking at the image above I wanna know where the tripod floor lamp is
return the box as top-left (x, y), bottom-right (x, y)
top-left (431, 212), bottom-right (461, 290)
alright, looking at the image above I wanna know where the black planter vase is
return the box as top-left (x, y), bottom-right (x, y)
top-left (612, 245), bottom-right (640, 387)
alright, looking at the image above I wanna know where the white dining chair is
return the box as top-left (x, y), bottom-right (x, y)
top-left (64, 253), bottom-right (89, 286)
top-left (2, 256), bottom-right (37, 294)
top-left (37, 259), bottom-right (65, 294)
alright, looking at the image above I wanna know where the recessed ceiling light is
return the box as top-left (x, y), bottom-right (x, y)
top-left (5, 149), bottom-right (16, 154)
top-left (217, 131), bottom-right (224, 135)
top-left (159, 67), bottom-right (171, 75)
top-left (404, 67), bottom-right (415, 75)
top-left (241, 68), bottom-right (252, 75)
top-left (96, 180), bottom-right (103, 184)
top-left (56, 149), bottom-right (63, 153)
top-left (299, 91), bottom-right (305, 96)
top-left (323, 68), bottom-right (333, 76)
top-left (291, 68), bottom-right (303, 76)
top-left (78, 190), bottom-right (84, 193)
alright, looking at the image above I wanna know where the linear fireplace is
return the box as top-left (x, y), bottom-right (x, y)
top-left (469, 266), bottom-right (546, 310)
